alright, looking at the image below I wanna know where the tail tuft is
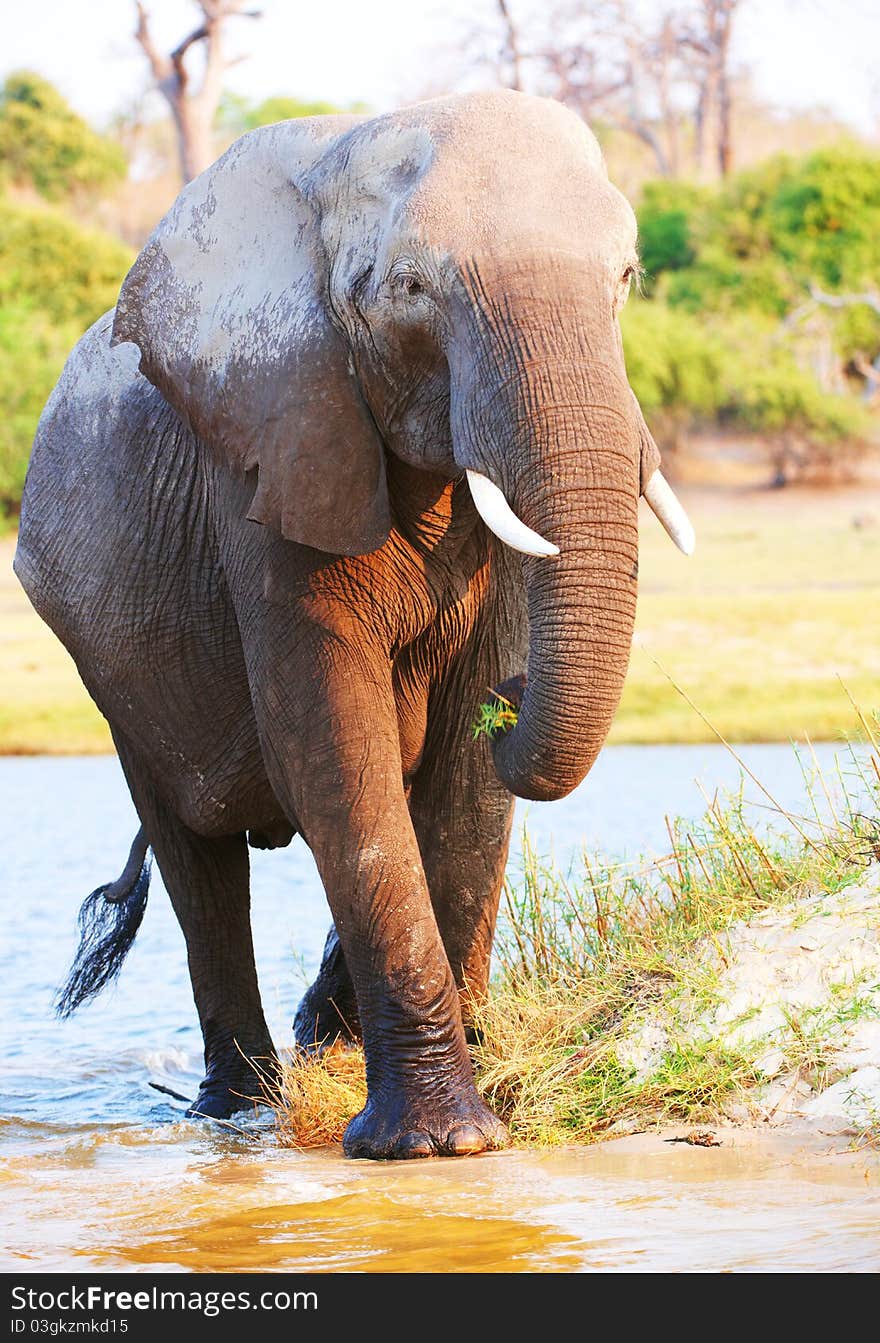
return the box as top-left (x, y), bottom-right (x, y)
top-left (55, 829), bottom-right (151, 1018)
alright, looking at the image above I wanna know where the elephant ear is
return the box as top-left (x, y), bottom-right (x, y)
top-left (111, 119), bottom-right (390, 556)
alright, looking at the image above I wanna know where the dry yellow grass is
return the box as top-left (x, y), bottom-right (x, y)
top-left (265, 1043), bottom-right (368, 1151)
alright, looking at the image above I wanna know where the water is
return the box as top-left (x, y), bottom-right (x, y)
top-left (2, 745), bottom-right (878, 1273)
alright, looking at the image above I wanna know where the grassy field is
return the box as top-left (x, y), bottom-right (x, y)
top-left (1, 482), bottom-right (878, 754)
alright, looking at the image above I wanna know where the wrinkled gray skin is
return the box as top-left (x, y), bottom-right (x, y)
top-left (16, 91), bottom-right (663, 1159)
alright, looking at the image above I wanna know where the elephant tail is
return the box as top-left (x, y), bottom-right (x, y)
top-left (55, 827), bottom-right (152, 1018)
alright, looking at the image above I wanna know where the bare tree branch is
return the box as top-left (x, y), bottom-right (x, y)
top-left (496, 0), bottom-right (523, 91)
top-left (467, 0), bottom-right (745, 180)
top-left (134, 1), bottom-right (261, 183)
top-left (134, 2), bottom-right (172, 85)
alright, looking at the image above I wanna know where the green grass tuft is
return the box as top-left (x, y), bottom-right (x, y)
top-left (469, 731), bottom-right (880, 1145)
top-left (472, 693), bottom-right (519, 741)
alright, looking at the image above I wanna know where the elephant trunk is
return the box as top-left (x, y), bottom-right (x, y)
top-left (452, 277), bottom-right (641, 803)
top-left (493, 431), bottom-right (639, 802)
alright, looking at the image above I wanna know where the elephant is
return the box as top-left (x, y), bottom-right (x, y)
top-left (15, 89), bottom-right (693, 1160)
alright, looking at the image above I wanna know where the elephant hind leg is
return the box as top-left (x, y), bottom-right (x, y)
top-left (294, 924), bottom-right (361, 1052)
top-left (114, 737), bottom-right (275, 1120)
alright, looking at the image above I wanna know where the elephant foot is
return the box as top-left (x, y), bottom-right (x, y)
top-left (185, 1038), bottom-right (277, 1121)
top-left (186, 1083), bottom-right (252, 1121)
top-left (343, 1085), bottom-right (508, 1160)
top-left (294, 925), bottom-right (361, 1053)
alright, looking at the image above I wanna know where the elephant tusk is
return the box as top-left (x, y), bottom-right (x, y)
top-left (643, 471), bottom-right (696, 555)
top-left (465, 470), bottom-right (560, 557)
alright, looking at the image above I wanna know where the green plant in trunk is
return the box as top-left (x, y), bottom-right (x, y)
top-left (472, 693), bottom-right (519, 741)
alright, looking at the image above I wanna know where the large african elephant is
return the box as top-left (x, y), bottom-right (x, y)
top-left (15, 90), bottom-right (693, 1159)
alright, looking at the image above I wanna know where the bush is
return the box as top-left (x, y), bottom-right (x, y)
top-left (630, 147), bottom-right (880, 470)
top-left (0, 305), bottom-right (79, 522)
top-left (0, 197), bottom-right (132, 327)
top-left (653, 146), bottom-right (880, 322)
top-left (0, 71), bottom-right (126, 200)
top-left (0, 197), bottom-right (132, 522)
top-left (622, 298), bottom-right (871, 460)
top-left (636, 180), bottom-right (705, 285)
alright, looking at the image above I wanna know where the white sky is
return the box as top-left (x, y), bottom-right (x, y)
top-left (2, 0), bottom-right (878, 134)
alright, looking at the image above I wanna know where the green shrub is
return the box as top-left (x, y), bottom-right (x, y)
top-left (622, 298), bottom-right (871, 448)
top-left (655, 146), bottom-right (880, 321)
top-left (0, 197), bottom-right (132, 327)
top-left (0, 196), bottom-right (132, 521)
top-left (636, 180), bottom-right (705, 284)
top-left (0, 71), bottom-right (126, 200)
top-left (0, 305), bottom-right (79, 522)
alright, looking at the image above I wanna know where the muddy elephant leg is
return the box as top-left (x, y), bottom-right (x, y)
top-left (293, 922), bottom-right (361, 1051)
top-left (409, 764), bottom-right (514, 1038)
top-left (294, 775), bottom-right (511, 1050)
top-left (260, 644), bottom-right (506, 1159)
top-left (114, 738), bottom-right (275, 1119)
top-left (407, 655), bottom-right (517, 1034)
top-left (296, 619), bottom-right (520, 1052)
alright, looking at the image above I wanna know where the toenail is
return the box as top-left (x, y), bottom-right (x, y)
top-left (445, 1123), bottom-right (486, 1155)
top-left (393, 1131), bottom-right (436, 1159)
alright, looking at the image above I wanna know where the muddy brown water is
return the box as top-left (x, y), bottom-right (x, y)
top-left (4, 1121), bottom-right (879, 1272)
top-left (2, 749), bottom-right (876, 1272)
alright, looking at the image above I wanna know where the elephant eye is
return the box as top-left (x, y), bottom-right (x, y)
top-left (390, 269), bottom-right (427, 301)
top-left (616, 262), bottom-right (641, 311)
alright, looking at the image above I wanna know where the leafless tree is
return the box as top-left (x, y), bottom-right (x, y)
top-left (475, 0), bottom-right (745, 179)
top-left (496, 1), bottom-right (525, 90)
top-left (684, 1), bottom-right (738, 176)
top-left (134, 1), bottom-right (260, 183)
top-left (540, 4), bottom-right (676, 176)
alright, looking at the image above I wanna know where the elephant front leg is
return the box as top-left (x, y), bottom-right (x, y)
top-left (296, 771), bottom-right (512, 1052)
top-left (307, 768), bottom-right (506, 1159)
top-left (267, 654), bottom-right (507, 1159)
top-left (409, 760), bottom-right (514, 1039)
top-left (294, 922), bottom-right (361, 1050)
top-left (406, 647), bottom-right (518, 1035)
top-left (257, 644), bottom-right (505, 1160)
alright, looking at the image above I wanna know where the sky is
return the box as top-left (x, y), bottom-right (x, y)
top-left (2, 0), bottom-right (879, 135)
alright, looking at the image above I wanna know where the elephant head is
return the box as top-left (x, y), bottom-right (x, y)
top-left (112, 90), bottom-right (693, 803)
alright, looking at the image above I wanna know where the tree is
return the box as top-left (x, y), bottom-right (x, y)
top-left (133, 0), bottom-right (260, 183)
top-left (470, 0), bottom-right (745, 179)
top-left (495, 0), bottom-right (524, 91)
top-left (0, 71), bottom-right (126, 200)
top-left (684, 1), bottom-right (738, 177)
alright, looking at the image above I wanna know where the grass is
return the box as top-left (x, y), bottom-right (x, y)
top-left (1, 486), bottom-right (880, 757)
top-left (2, 484), bottom-right (878, 753)
top-left (615, 486), bottom-right (880, 744)
top-left (472, 692), bottom-right (518, 741)
top-left (265, 720), bottom-right (880, 1151)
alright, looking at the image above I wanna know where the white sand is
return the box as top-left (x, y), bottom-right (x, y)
top-left (617, 861), bottom-right (880, 1136)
